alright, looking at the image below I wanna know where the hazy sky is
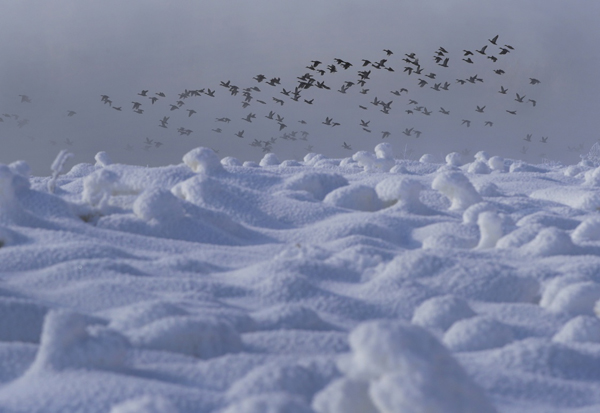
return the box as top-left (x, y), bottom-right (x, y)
top-left (1, 0), bottom-right (599, 174)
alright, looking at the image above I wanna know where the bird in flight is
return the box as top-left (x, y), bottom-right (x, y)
top-left (235, 130), bottom-right (245, 138)
top-left (462, 119), bottom-right (471, 127)
top-left (19, 95), bottom-right (32, 103)
top-left (67, 111), bottom-right (76, 117)
top-left (484, 121), bottom-right (493, 127)
top-left (515, 93), bottom-right (526, 103)
top-left (439, 107), bottom-right (450, 115)
top-left (476, 105), bottom-right (486, 113)
top-left (342, 142), bottom-right (352, 150)
top-left (540, 136), bottom-right (548, 143)
top-left (381, 131), bottom-right (391, 139)
top-left (506, 110), bottom-right (517, 115)
top-left (499, 86), bottom-right (508, 94)
top-left (187, 109), bottom-right (197, 117)
top-left (529, 78), bottom-right (541, 85)
top-left (489, 35), bottom-right (499, 45)
top-left (524, 134), bottom-right (532, 142)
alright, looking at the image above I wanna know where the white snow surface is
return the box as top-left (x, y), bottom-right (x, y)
top-left (1, 145), bottom-right (600, 412)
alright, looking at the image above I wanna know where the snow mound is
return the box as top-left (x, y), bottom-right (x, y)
top-left (476, 210), bottom-right (504, 248)
top-left (110, 395), bottom-right (178, 413)
top-left (29, 309), bottom-right (130, 372)
top-left (520, 227), bottom-right (577, 257)
top-left (374, 177), bottom-right (424, 209)
top-left (572, 217), bottom-right (600, 242)
top-left (283, 172), bottom-right (348, 200)
top-left (81, 168), bottom-right (121, 209)
top-left (95, 151), bottom-right (112, 167)
top-left (107, 301), bottom-right (189, 331)
top-left (352, 145), bottom-right (395, 172)
top-left (126, 316), bottom-right (242, 358)
top-left (259, 153), bottom-right (281, 166)
top-left (227, 363), bottom-right (317, 402)
top-left (443, 316), bottom-right (514, 351)
top-left (488, 156), bottom-right (505, 172)
top-left (221, 156), bottom-right (242, 167)
top-left (412, 295), bottom-right (476, 332)
top-left (315, 320), bottom-right (497, 413)
top-left (182, 147), bottom-right (225, 174)
top-left (252, 304), bottom-right (336, 331)
top-left (467, 160), bottom-right (491, 174)
top-left (224, 393), bottom-right (313, 413)
top-left (553, 316), bottom-right (600, 344)
top-left (432, 171), bottom-right (482, 211)
top-left (0, 165), bottom-right (18, 207)
top-left (530, 186), bottom-right (600, 210)
top-left (133, 188), bottom-right (185, 222)
top-left (0, 298), bottom-right (48, 343)
top-left (323, 184), bottom-right (383, 212)
top-left (419, 153), bottom-right (437, 163)
top-left (312, 378), bottom-right (378, 413)
top-left (542, 281), bottom-right (600, 315)
top-left (445, 152), bottom-right (463, 167)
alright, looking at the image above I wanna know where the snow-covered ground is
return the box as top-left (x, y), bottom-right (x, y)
top-left (2, 143), bottom-right (600, 412)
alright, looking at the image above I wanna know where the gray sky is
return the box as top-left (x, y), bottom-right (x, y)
top-left (1, 0), bottom-right (599, 174)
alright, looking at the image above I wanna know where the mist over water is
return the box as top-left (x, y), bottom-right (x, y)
top-left (1, 0), bottom-right (599, 175)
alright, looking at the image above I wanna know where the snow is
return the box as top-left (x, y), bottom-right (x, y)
top-left (1, 144), bottom-right (600, 412)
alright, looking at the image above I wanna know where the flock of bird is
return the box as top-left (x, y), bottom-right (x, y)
top-left (3, 34), bottom-right (556, 160)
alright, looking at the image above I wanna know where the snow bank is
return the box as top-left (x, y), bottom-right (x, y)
top-left (313, 320), bottom-right (496, 413)
top-left (432, 171), bottom-right (482, 211)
